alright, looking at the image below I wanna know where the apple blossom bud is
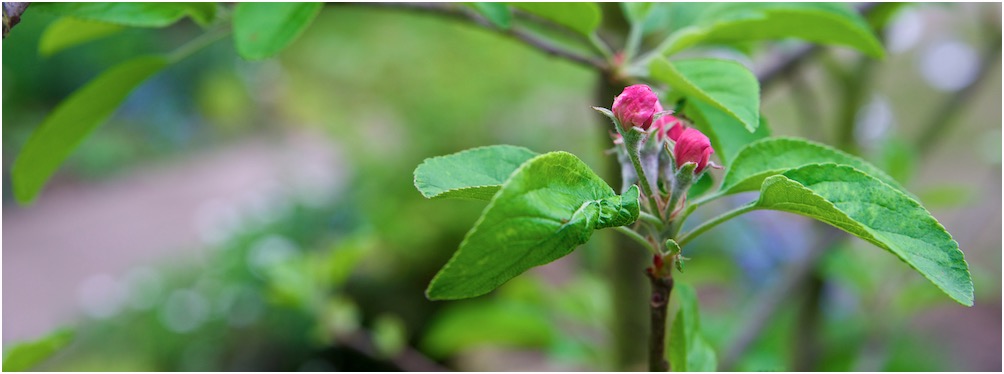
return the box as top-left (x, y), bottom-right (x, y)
top-left (674, 128), bottom-right (714, 173)
top-left (612, 84), bottom-right (660, 130)
top-left (654, 114), bottom-right (685, 141)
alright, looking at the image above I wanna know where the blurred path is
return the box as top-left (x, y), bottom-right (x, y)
top-left (3, 131), bottom-right (347, 342)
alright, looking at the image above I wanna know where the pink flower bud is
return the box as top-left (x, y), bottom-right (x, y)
top-left (654, 114), bottom-right (685, 141)
top-left (612, 84), bottom-right (660, 130)
top-left (674, 128), bottom-right (714, 173)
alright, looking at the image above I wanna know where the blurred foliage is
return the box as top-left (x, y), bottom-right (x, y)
top-left (2, 2), bottom-right (1000, 372)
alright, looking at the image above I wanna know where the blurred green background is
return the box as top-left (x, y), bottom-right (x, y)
top-left (2, 3), bottom-right (1000, 371)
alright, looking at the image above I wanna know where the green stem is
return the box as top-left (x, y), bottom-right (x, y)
top-left (589, 33), bottom-right (614, 60)
top-left (169, 26), bottom-right (230, 63)
top-left (677, 203), bottom-right (756, 247)
top-left (672, 191), bottom-right (725, 236)
top-left (639, 211), bottom-right (663, 227)
top-left (624, 22), bottom-right (643, 60)
top-left (614, 226), bottom-right (658, 255)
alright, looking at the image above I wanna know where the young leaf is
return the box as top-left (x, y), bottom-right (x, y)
top-left (754, 164), bottom-right (973, 306)
top-left (2, 328), bottom-right (74, 372)
top-left (12, 56), bottom-right (168, 204)
top-left (657, 3), bottom-right (884, 58)
top-left (650, 58), bottom-right (760, 133)
top-left (467, 3), bottom-right (511, 29)
top-left (30, 3), bottom-right (216, 28)
top-left (414, 145), bottom-right (538, 201)
top-left (38, 17), bottom-right (124, 57)
top-left (721, 137), bottom-right (909, 197)
top-left (509, 3), bottom-right (601, 36)
top-left (233, 2), bottom-right (322, 60)
top-left (426, 152), bottom-right (639, 300)
top-left (668, 284), bottom-right (717, 372)
top-left (682, 99), bottom-right (770, 167)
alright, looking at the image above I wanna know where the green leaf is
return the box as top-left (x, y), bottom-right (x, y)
top-left (38, 17), bottom-right (124, 57)
top-left (12, 56), bottom-right (168, 204)
top-left (2, 329), bottom-right (74, 371)
top-left (414, 145), bottom-right (539, 201)
top-left (468, 3), bottom-right (511, 29)
top-left (233, 2), bottom-right (322, 60)
top-left (426, 152), bottom-right (639, 300)
top-left (650, 58), bottom-right (760, 133)
top-left (658, 3), bottom-right (884, 58)
top-left (753, 163), bottom-right (973, 306)
top-left (421, 301), bottom-right (555, 358)
top-left (509, 2), bottom-right (601, 36)
top-left (30, 3), bottom-right (216, 28)
top-left (683, 99), bottom-right (770, 167)
top-left (668, 284), bottom-right (717, 372)
top-left (721, 137), bottom-right (909, 197)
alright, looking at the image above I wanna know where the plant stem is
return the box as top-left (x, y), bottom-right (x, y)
top-left (169, 26), bottom-right (230, 63)
top-left (676, 203), bottom-right (756, 247)
top-left (614, 226), bottom-right (658, 255)
top-left (647, 272), bottom-right (674, 372)
top-left (620, 133), bottom-right (664, 222)
top-left (639, 211), bottom-right (663, 227)
top-left (590, 33), bottom-right (615, 60)
top-left (624, 22), bottom-right (643, 60)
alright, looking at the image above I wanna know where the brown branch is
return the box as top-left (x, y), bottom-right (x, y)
top-left (347, 2), bottom-right (606, 70)
top-left (647, 272), bottom-right (674, 371)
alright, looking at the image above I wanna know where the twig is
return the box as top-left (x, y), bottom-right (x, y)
top-left (647, 272), bottom-right (674, 372)
top-left (349, 2), bottom-right (606, 70)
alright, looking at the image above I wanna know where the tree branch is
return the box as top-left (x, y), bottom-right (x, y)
top-left (647, 272), bottom-right (673, 372)
top-left (349, 2), bottom-right (606, 70)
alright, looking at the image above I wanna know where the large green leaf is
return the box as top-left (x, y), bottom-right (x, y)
top-left (38, 17), bottom-right (124, 57)
top-left (753, 164), bottom-right (973, 306)
top-left (683, 99), bottom-right (770, 167)
top-left (658, 3), bottom-right (884, 58)
top-left (509, 3), bottom-right (601, 36)
top-left (721, 137), bottom-right (909, 196)
top-left (12, 56), bottom-right (168, 204)
top-left (668, 284), bottom-right (716, 372)
top-left (426, 152), bottom-right (639, 300)
top-left (30, 3), bottom-right (216, 27)
top-left (2, 329), bottom-right (74, 372)
top-left (233, 2), bottom-right (322, 60)
top-left (650, 58), bottom-right (760, 133)
top-left (467, 3), bottom-right (512, 30)
top-left (414, 145), bottom-right (538, 201)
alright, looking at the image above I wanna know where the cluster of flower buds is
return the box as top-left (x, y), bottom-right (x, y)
top-left (597, 84), bottom-right (719, 218)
